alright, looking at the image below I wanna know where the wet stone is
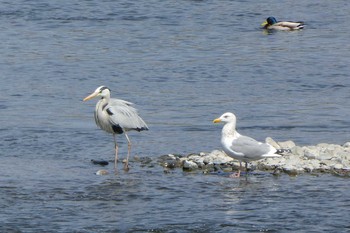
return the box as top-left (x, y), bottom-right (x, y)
top-left (91, 159), bottom-right (109, 166)
top-left (95, 170), bottom-right (109, 175)
top-left (183, 160), bottom-right (198, 170)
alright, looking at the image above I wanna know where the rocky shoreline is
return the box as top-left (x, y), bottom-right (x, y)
top-left (157, 138), bottom-right (350, 177)
top-left (94, 138), bottom-right (350, 177)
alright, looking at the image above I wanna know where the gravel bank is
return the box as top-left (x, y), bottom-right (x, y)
top-left (157, 138), bottom-right (350, 177)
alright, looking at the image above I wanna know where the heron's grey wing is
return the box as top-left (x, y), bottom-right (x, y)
top-left (230, 135), bottom-right (272, 159)
top-left (109, 98), bottom-right (134, 106)
top-left (106, 99), bottom-right (148, 131)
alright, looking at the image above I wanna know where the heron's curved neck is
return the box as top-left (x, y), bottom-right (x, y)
top-left (99, 96), bottom-right (110, 110)
top-left (101, 94), bottom-right (110, 102)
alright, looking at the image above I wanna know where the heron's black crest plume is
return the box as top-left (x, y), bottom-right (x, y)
top-left (99, 86), bottom-right (110, 93)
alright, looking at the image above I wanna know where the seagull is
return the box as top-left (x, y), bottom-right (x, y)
top-left (213, 112), bottom-right (286, 177)
top-left (83, 86), bottom-right (148, 171)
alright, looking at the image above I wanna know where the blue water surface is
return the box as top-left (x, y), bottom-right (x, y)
top-left (0, 1), bottom-right (350, 232)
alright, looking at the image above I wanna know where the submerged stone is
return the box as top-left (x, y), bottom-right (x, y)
top-left (95, 170), bottom-right (109, 175)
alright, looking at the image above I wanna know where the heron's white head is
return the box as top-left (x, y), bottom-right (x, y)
top-left (213, 112), bottom-right (237, 124)
top-left (83, 86), bottom-right (111, 101)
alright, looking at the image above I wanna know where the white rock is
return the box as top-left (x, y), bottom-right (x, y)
top-left (306, 159), bottom-right (321, 171)
top-left (263, 157), bottom-right (286, 167)
top-left (304, 148), bottom-right (318, 159)
top-left (188, 155), bottom-right (205, 167)
top-left (277, 140), bottom-right (296, 149)
top-left (265, 137), bottom-right (280, 149)
top-left (333, 164), bottom-right (343, 170)
top-left (283, 154), bottom-right (304, 169)
top-left (183, 160), bottom-right (198, 170)
top-left (304, 146), bottom-right (319, 155)
top-left (291, 146), bottom-right (305, 157)
top-left (318, 153), bottom-right (334, 160)
top-left (203, 150), bottom-right (233, 164)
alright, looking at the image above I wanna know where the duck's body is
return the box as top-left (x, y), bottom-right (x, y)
top-left (262, 17), bottom-right (304, 31)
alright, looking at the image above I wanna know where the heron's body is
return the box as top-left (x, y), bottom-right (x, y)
top-left (214, 112), bottom-right (282, 177)
top-left (84, 86), bottom-right (148, 170)
top-left (94, 97), bottom-right (147, 134)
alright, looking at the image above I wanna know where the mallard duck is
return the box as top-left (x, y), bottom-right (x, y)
top-left (261, 16), bottom-right (304, 31)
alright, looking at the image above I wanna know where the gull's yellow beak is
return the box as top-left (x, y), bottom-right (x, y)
top-left (213, 118), bottom-right (221, 123)
top-left (261, 20), bottom-right (268, 27)
top-left (83, 91), bottom-right (99, 101)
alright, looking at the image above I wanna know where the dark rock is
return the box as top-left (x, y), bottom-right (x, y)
top-left (91, 159), bottom-right (109, 166)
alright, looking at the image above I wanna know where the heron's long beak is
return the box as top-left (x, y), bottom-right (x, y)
top-left (261, 21), bottom-right (268, 27)
top-left (213, 118), bottom-right (221, 123)
top-left (83, 92), bottom-right (98, 101)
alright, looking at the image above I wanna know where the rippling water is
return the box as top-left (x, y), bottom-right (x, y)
top-left (1, 0), bottom-right (350, 232)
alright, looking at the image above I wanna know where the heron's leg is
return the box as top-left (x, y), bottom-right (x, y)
top-left (245, 162), bottom-right (248, 175)
top-left (113, 134), bottom-right (119, 170)
top-left (124, 132), bottom-right (131, 170)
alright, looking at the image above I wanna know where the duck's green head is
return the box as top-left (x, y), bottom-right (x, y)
top-left (261, 16), bottom-right (277, 27)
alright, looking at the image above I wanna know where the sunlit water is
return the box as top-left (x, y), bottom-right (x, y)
top-left (1, 1), bottom-right (350, 232)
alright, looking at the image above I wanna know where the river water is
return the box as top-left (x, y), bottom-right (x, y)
top-left (1, 0), bottom-right (350, 232)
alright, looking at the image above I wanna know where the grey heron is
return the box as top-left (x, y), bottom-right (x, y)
top-left (213, 112), bottom-right (287, 177)
top-left (83, 86), bottom-right (149, 170)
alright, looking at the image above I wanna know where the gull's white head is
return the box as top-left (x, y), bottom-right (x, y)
top-left (83, 86), bottom-right (111, 101)
top-left (213, 112), bottom-right (237, 124)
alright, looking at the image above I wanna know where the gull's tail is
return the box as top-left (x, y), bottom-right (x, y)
top-left (276, 148), bottom-right (292, 155)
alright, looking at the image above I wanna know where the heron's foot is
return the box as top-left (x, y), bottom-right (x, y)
top-left (123, 163), bottom-right (130, 172)
top-left (113, 166), bottom-right (119, 175)
top-left (229, 171), bottom-right (241, 178)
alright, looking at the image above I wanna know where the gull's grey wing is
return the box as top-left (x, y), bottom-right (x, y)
top-left (230, 135), bottom-right (272, 159)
